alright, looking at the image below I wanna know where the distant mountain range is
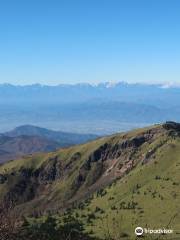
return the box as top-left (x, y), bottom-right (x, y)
top-left (0, 82), bottom-right (180, 107)
top-left (0, 125), bottom-right (98, 163)
top-left (0, 82), bottom-right (180, 134)
top-left (5, 125), bottom-right (98, 145)
top-left (0, 135), bottom-right (59, 164)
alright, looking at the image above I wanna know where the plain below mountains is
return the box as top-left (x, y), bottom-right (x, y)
top-left (0, 82), bottom-right (180, 135)
top-left (0, 125), bottom-right (98, 164)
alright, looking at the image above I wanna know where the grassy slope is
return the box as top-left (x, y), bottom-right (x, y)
top-left (0, 124), bottom-right (156, 173)
top-left (72, 138), bottom-right (180, 239)
top-left (0, 134), bottom-right (110, 207)
top-left (0, 124), bottom-right (180, 239)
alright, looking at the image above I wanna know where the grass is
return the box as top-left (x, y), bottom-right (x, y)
top-left (71, 138), bottom-right (180, 239)
top-left (0, 123), bottom-right (180, 239)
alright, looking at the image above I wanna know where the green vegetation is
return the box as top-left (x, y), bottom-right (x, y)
top-left (71, 138), bottom-right (180, 239)
top-left (18, 215), bottom-right (97, 240)
top-left (0, 122), bottom-right (180, 239)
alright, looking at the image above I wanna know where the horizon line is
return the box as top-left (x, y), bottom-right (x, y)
top-left (0, 80), bottom-right (179, 88)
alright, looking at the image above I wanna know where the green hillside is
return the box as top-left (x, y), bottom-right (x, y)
top-left (0, 122), bottom-right (180, 239)
top-left (72, 136), bottom-right (180, 239)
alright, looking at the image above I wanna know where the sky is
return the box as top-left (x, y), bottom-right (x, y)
top-left (0, 0), bottom-right (180, 85)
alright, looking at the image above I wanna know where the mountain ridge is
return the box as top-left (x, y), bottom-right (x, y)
top-left (0, 122), bottom-right (180, 239)
top-left (0, 82), bottom-right (180, 107)
top-left (0, 82), bottom-right (180, 134)
top-left (0, 125), bottom-right (98, 164)
top-left (4, 124), bottom-right (98, 145)
top-left (0, 122), bottom-right (179, 212)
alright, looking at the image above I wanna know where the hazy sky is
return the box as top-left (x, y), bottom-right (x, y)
top-left (0, 0), bottom-right (180, 85)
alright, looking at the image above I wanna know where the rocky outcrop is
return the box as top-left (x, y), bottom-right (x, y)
top-left (33, 156), bottom-right (63, 183)
top-left (0, 122), bottom-right (178, 215)
top-left (0, 174), bottom-right (7, 184)
top-left (71, 133), bottom-right (153, 194)
top-left (121, 136), bottom-right (146, 148)
top-left (163, 121), bottom-right (180, 131)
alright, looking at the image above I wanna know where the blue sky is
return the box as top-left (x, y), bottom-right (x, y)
top-left (0, 0), bottom-right (180, 85)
